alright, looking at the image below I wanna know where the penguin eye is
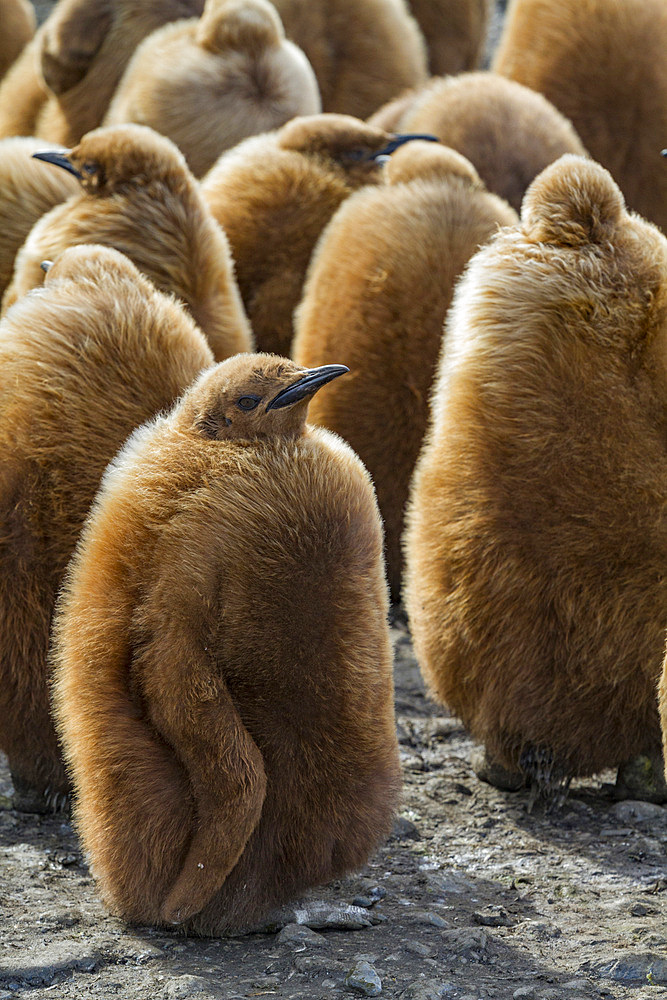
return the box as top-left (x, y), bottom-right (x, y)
top-left (342, 148), bottom-right (368, 163)
top-left (236, 395), bottom-right (261, 411)
top-left (82, 161), bottom-right (97, 175)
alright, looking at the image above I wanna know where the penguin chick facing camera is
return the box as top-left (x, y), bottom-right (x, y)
top-left (52, 352), bottom-right (400, 934)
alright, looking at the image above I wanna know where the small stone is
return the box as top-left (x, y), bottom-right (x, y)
top-left (277, 923), bottom-right (326, 947)
top-left (589, 951), bottom-right (667, 983)
top-left (512, 989), bottom-right (536, 1000)
top-left (473, 905), bottom-right (514, 927)
top-left (163, 976), bottom-right (214, 998)
top-left (630, 903), bottom-right (650, 917)
top-left (391, 817), bottom-right (421, 841)
top-left (294, 955), bottom-right (346, 974)
top-left (440, 927), bottom-right (489, 957)
top-left (345, 960), bottom-right (382, 996)
top-left (414, 911), bottom-right (450, 930)
top-left (610, 800), bottom-right (667, 824)
top-left (404, 940), bottom-right (435, 958)
top-left (401, 981), bottom-right (456, 1000)
top-left (353, 886), bottom-right (386, 908)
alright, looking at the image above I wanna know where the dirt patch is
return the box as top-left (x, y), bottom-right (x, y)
top-left (2, 615), bottom-right (666, 1000)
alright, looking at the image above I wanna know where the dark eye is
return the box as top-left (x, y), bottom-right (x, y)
top-left (82, 161), bottom-right (97, 174)
top-left (342, 148), bottom-right (367, 162)
top-left (236, 395), bottom-right (260, 411)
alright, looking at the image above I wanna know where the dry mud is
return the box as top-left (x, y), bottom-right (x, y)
top-left (1, 615), bottom-right (666, 1000)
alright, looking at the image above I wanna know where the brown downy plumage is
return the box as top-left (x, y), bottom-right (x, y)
top-left (270, 0), bottom-right (428, 119)
top-left (368, 71), bottom-right (587, 212)
top-left (293, 142), bottom-right (517, 599)
top-left (0, 136), bottom-right (79, 299)
top-left (407, 0), bottom-right (489, 76)
top-left (3, 123), bottom-right (252, 361)
top-left (105, 0), bottom-right (321, 179)
top-left (0, 244), bottom-right (213, 810)
top-left (0, 0), bottom-right (204, 143)
top-left (0, 0), bottom-right (35, 83)
top-left (201, 113), bottom-right (433, 356)
top-left (404, 155), bottom-right (667, 798)
top-left (51, 352), bottom-right (400, 933)
top-left (493, 0), bottom-right (667, 235)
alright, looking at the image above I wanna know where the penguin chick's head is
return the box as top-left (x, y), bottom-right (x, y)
top-left (31, 124), bottom-right (191, 197)
top-left (178, 353), bottom-right (348, 441)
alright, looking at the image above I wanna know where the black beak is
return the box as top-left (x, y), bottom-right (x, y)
top-left (266, 365), bottom-right (349, 410)
top-left (32, 149), bottom-right (82, 179)
top-left (40, 260), bottom-right (53, 273)
top-left (371, 133), bottom-right (440, 160)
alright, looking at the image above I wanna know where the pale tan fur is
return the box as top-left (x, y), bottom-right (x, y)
top-left (0, 0), bottom-right (35, 83)
top-left (200, 114), bottom-right (395, 356)
top-left (494, 0), bottom-right (667, 235)
top-left (270, 0), bottom-right (428, 119)
top-left (407, 0), bottom-right (489, 75)
top-left (0, 136), bottom-right (79, 298)
top-left (293, 142), bottom-right (516, 597)
top-left (0, 244), bottom-right (213, 803)
top-left (3, 124), bottom-right (252, 361)
top-left (105, 0), bottom-right (321, 178)
top-left (404, 155), bottom-right (667, 784)
top-left (0, 0), bottom-right (204, 143)
top-left (51, 352), bottom-right (400, 933)
top-left (370, 71), bottom-right (587, 211)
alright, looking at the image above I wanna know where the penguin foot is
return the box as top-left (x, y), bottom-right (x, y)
top-left (227, 899), bottom-right (381, 936)
top-left (9, 773), bottom-right (71, 814)
top-left (471, 747), bottom-right (525, 793)
top-left (614, 754), bottom-right (667, 804)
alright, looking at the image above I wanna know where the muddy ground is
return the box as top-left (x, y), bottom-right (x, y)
top-left (2, 2), bottom-right (666, 999)
top-left (2, 614), bottom-right (666, 1000)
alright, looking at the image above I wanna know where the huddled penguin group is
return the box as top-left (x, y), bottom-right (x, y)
top-left (0, 0), bottom-right (666, 934)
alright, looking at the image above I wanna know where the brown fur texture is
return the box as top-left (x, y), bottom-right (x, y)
top-left (293, 142), bottom-right (516, 597)
top-left (404, 155), bottom-right (667, 786)
top-left (105, 0), bottom-right (321, 178)
top-left (0, 244), bottom-right (213, 804)
top-left (0, 0), bottom-right (35, 83)
top-left (51, 352), bottom-right (399, 933)
top-left (200, 113), bottom-right (398, 356)
top-left (0, 0), bottom-right (204, 143)
top-left (3, 124), bottom-right (252, 361)
top-left (0, 136), bottom-right (79, 298)
top-left (369, 72), bottom-right (587, 211)
top-left (270, 0), bottom-right (428, 119)
top-left (493, 0), bottom-right (667, 235)
top-left (407, 0), bottom-right (489, 75)
top-left (660, 649), bottom-right (667, 781)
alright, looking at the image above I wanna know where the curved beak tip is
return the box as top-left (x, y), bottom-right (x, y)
top-left (266, 364), bottom-right (349, 410)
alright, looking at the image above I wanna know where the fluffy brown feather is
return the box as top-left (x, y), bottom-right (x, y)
top-left (293, 141), bottom-right (517, 597)
top-left (404, 155), bottom-right (667, 791)
top-left (407, 0), bottom-right (489, 75)
top-left (200, 113), bottom-right (397, 356)
top-left (369, 71), bottom-right (587, 211)
top-left (0, 0), bottom-right (35, 83)
top-left (51, 352), bottom-right (399, 932)
top-left (0, 244), bottom-right (213, 807)
top-left (493, 0), bottom-right (667, 234)
top-left (105, 0), bottom-right (321, 178)
top-left (3, 123), bottom-right (252, 361)
top-left (0, 0), bottom-right (204, 143)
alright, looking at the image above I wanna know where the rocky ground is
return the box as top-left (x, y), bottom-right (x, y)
top-left (1, 615), bottom-right (666, 1000)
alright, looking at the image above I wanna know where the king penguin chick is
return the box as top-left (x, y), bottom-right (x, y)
top-left (0, 0), bottom-right (35, 83)
top-left (404, 155), bottom-right (667, 800)
top-left (0, 0), bottom-right (204, 144)
top-left (369, 71), bottom-right (587, 212)
top-left (3, 123), bottom-right (252, 362)
top-left (493, 0), bottom-right (667, 235)
top-left (407, 0), bottom-right (490, 76)
top-left (0, 243), bottom-right (214, 811)
top-left (201, 113), bottom-right (436, 356)
top-left (270, 0), bottom-right (428, 120)
top-left (51, 352), bottom-right (400, 933)
top-left (0, 136), bottom-right (79, 299)
top-left (105, 0), bottom-right (321, 179)
top-left (293, 141), bottom-right (517, 599)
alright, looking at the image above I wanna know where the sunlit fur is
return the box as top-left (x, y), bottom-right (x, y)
top-left (105, 0), bottom-right (321, 178)
top-left (0, 244), bottom-right (213, 804)
top-left (51, 352), bottom-right (399, 933)
top-left (0, 0), bottom-right (204, 143)
top-left (3, 124), bottom-right (252, 361)
top-left (0, 137), bottom-right (79, 298)
top-left (270, 0), bottom-right (427, 119)
top-left (407, 0), bottom-right (489, 75)
top-left (201, 113), bottom-right (395, 356)
top-left (493, 0), bottom-right (667, 235)
top-left (369, 71), bottom-right (587, 211)
top-left (404, 155), bottom-right (667, 785)
top-left (0, 0), bottom-right (34, 83)
top-left (293, 142), bottom-right (516, 598)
